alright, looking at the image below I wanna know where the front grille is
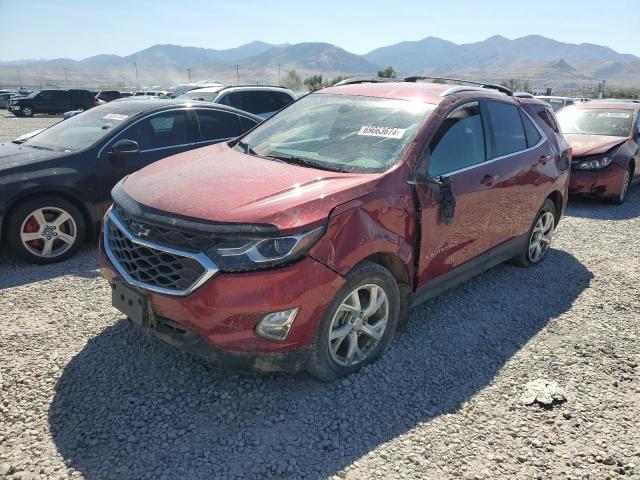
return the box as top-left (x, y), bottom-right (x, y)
top-left (115, 207), bottom-right (216, 252)
top-left (106, 215), bottom-right (212, 294)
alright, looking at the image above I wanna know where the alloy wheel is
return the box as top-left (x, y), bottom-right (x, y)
top-left (19, 207), bottom-right (77, 259)
top-left (22, 106), bottom-right (33, 116)
top-left (327, 284), bottom-right (389, 367)
top-left (620, 170), bottom-right (630, 201)
top-left (527, 211), bottom-right (555, 263)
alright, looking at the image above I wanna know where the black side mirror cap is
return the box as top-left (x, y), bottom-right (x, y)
top-left (110, 139), bottom-right (139, 156)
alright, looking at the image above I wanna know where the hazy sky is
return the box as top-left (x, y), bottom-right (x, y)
top-left (0, 0), bottom-right (638, 60)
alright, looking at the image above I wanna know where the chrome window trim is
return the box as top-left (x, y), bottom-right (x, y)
top-left (97, 107), bottom-right (194, 158)
top-left (138, 142), bottom-right (197, 154)
top-left (103, 209), bottom-right (219, 297)
top-left (429, 100), bottom-right (548, 178)
top-left (194, 137), bottom-right (233, 145)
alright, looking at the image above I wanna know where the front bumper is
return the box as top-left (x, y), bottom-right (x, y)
top-left (569, 163), bottom-right (626, 199)
top-left (131, 313), bottom-right (312, 373)
top-left (99, 239), bottom-right (345, 371)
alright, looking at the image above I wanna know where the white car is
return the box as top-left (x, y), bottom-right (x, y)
top-left (177, 85), bottom-right (296, 119)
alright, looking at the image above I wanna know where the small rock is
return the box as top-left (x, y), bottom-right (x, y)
top-left (521, 379), bottom-right (567, 406)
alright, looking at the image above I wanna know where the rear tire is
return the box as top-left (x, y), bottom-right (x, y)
top-left (510, 199), bottom-right (556, 268)
top-left (6, 196), bottom-right (86, 264)
top-left (609, 165), bottom-right (632, 205)
top-left (306, 261), bottom-right (400, 382)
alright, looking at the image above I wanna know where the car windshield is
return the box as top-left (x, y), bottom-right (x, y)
top-left (178, 89), bottom-right (222, 102)
top-left (557, 108), bottom-right (634, 137)
top-left (23, 105), bottom-right (131, 152)
top-left (237, 94), bottom-right (434, 173)
top-left (26, 90), bottom-right (39, 98)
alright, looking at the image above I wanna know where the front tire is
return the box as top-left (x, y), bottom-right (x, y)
top-left (609, 165), bottom-right (632, 205)
top-left (307, 261), bottom-right (400, 381)
top-left (21, 105), bottom-right (34, 117)
top-left (6, 196), bottom-right (86, 264)
top-left (510, 199), bottom-right (556, 268)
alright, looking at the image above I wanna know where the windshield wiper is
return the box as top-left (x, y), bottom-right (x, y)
top-left (263, 154), bottom-right (347, 172)
top-left (236, 140), bottom-right (257, 156)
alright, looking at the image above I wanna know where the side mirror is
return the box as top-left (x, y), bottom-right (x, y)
top-left (109, 139), bottom-right (139, 157)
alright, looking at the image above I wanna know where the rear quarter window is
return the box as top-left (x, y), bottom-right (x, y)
top-left (533, 105), bottom-right (561, 134)
top-left (484, 101), bottom-right (527, 157)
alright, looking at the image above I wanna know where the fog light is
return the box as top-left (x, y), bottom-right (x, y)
top-left (255, 308), bottom-right (299, 341)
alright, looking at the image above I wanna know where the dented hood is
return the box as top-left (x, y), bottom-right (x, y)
top-left (122, 142), bottom-right (382, 232)
top-left (564, 134), bottom-right (627, 157)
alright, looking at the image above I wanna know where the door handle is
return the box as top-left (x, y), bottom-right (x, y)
top-left (480, 174), bottom-right (497, 186)
top-left (538, 155), bottom-right (552, 165)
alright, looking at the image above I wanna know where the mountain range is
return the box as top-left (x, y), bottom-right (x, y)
top-left (1, 35), bottom-right (638, 90)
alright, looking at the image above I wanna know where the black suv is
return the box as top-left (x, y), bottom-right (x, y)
top-left (7, 89), bottom-right (95, 117)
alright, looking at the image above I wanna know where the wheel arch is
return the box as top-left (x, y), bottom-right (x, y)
top-left (359, 252), bottom-right (411, 287)
top-left (2, 188), bottom-right (94, 243)
top-left (546, 190), bottom-right (563, 226)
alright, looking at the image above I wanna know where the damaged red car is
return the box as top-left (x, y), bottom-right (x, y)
top-left (99, 78), bottom-right (570, 380)
top-left (556, 101), bottom-right (640, 204)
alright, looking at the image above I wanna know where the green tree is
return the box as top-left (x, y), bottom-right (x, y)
top-left (324, 75), bottom-right (346, 87)
top-left (281, 70), bottom-right (303, 91)
top-left (377, 66), bottom-right (397, 79)
top-left (303, 74), bottom-right (324, 91)
top-left (501, 78), bottom-right (532, 93)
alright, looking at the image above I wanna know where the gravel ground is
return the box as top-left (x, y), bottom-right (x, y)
top-left (1, 115), bottom-right (639, 479)
top-left (0, 111), bottom-right (60, 143)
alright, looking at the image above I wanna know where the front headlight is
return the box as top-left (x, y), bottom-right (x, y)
top-left (206, 226), bottom-right (324, 271)
top-left (572, 155), bottom-right (613, 170)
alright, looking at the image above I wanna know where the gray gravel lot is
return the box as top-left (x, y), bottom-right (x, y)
top-left (0, 114), bottom-right (639, 479)
top-left (0, 111), bottom-right (61, 143)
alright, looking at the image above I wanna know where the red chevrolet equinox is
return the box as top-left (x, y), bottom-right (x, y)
top-left (99, 78), bottom-right (571, 381)
top-left (556, 101), bottom-right (640, 204)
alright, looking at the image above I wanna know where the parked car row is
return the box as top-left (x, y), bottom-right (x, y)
top-left (1, 77), bottom-right (638, 381)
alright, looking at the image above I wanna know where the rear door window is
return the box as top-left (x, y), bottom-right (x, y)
top-left (195, 109), bottom-right (242, 141)
top-left (428, 102), bottom-right (486, 177)
top-left (238, 115), bottom-right (259, 132)
top-left (520, 110), bottom-right (542, 148)
top-left (121, 111), bottom-right (191, 150)
top-left (483, 101), bottom-right (527, 158)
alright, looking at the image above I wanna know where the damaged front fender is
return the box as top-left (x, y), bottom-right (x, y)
top-left (308, 174), bottom-right (416, 286)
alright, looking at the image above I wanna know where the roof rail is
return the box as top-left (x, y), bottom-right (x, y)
top-left (215, 84), bottom-right (289, 91)
top-left (403, 76), bottom-right (513, 96)
top-left (441, 86), bottom-right (486, 97)
top-left (513, 92), bottom-right (534, 98)
top-left (333, 77), bottom-right (397, 87)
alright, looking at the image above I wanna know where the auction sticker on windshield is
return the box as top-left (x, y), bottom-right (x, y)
top-left (357, 126), bottom-right (406, 139)
top-left (103, 113), bottom-right (129, 121)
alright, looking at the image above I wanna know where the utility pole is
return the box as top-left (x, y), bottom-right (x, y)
top-left (134, 62), bottom-right (140, 90)
top-left (236, 64), bottom-right (240, 85)
top-left (186, 68), bottom-right (192, 82)
top-left (64, 67), bottom-right (69, 87)
top-left (277, 63), bottom-right (281, 86)
top-left (17, 71), bottom-right (22, 89)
